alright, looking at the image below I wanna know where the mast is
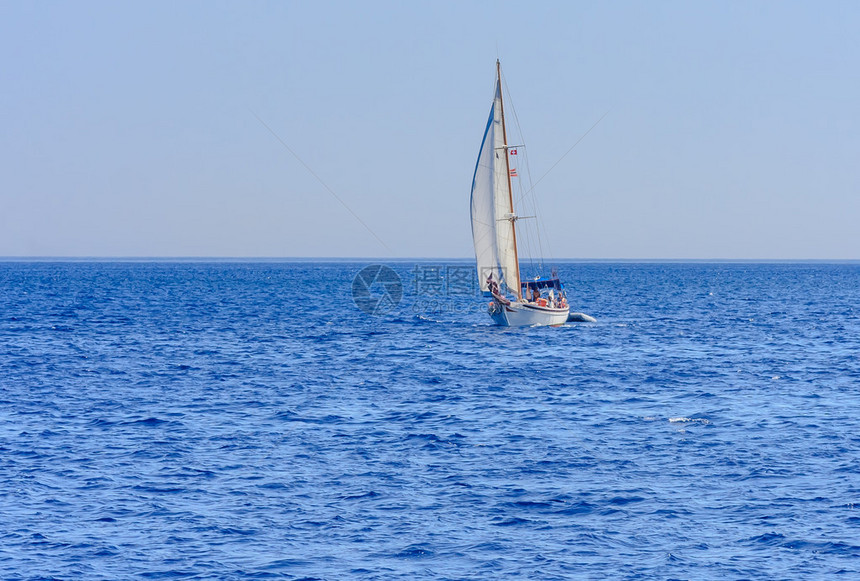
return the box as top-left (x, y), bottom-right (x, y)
top-left (496, 60), bottom-right (523, 301)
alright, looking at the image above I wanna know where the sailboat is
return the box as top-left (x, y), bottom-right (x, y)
top-left (470, 60), bottom-right (571, 327)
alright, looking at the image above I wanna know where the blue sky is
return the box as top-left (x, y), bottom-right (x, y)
top-left (2, 1), bottom-right (858, 258)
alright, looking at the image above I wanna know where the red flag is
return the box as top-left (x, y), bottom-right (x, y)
top-left (510, 148), bottom-right (517, 155)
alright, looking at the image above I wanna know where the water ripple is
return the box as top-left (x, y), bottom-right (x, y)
top-left (1, 261), bottom-right (859, 579)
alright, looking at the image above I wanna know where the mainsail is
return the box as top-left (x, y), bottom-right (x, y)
top-left (470, 65), bottom-right (520, 297)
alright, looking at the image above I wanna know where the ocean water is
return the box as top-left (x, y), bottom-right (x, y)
top-left (1, 260), bottom-right (859, 580)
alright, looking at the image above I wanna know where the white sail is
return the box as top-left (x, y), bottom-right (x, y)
top-left (470, 78), bottom-right (519, 295)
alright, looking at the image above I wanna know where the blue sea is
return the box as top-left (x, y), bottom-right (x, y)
top-left (2, 260), bottom-right (859, 580)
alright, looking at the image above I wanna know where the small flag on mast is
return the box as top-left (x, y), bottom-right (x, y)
top-left (509, 168), bottom-right (518, 177)
top-left (510, 148), bottom-right (517, 155)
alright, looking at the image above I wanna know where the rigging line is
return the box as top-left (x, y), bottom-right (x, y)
top-left (515, 108), bottom-right (611, 206)
top-left (500, 70), bottom-right (546, 271)
top-left (524, 148), bottom-right (549, 268)
top-left (505, 79), bottom-right (553, 269)
top-left (249, 108), bottom-right (392, 254)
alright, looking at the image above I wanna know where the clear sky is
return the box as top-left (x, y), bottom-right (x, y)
top-left (2, 1), bottom-right (858, 259)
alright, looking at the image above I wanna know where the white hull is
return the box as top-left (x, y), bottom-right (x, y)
top-left (488, 300), bottom-right (570, 327)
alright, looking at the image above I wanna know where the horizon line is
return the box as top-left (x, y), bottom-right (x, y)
top-left (1, 256), bottom-right (859, 263)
